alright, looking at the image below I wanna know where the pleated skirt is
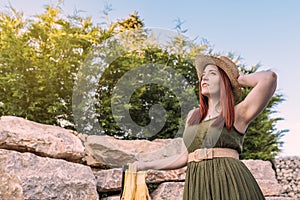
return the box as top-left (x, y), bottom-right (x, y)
top-left (183, 158), bottom-right (265, 200)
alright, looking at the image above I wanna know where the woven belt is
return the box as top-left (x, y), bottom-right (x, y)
top-left (188, 148), bottom-right (239, 163)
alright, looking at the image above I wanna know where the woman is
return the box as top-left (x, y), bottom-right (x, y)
top-left (136, 55), bottom-right (277, 200)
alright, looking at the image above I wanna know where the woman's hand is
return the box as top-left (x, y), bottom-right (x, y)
top-left (237, 70), bottom-right (246, 87)
top-left (132, 160), bottom-right (147, 171)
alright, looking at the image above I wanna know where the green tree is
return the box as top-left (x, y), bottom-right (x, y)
top-left (95, 47), bottom-right (200, 139)
top-left (0, 5), bottom-right (112, 125)
top-left (91, 19), bottom-right (207, 139)
top-left (116, 11), bottom-right (144, 32)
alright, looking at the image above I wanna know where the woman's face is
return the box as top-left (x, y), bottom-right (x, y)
top-left (200, 65), bottom-right (221, 98)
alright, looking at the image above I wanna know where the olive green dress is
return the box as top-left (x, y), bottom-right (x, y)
top-left (182, 117), bottom-right (265, 200)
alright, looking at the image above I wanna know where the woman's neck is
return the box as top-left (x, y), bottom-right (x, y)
top-left (207, 98), bottom-right (221, 119)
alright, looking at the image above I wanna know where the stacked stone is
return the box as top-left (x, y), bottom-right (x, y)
top-left (1, 116), bottom-right (299, 199)
top-left (275, 156), bottom-right (300, 199)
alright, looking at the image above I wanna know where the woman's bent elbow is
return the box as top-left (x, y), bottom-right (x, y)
top-left (267, 71), bottom-right (277, 92)
top-left (270, 71), bottom-right (277, 80)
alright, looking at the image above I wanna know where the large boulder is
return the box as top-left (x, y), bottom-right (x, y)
top-left (0, 149), bottom-right (98, 200)
top-left (0, 116), bottom-right (85, 162)
top-left (242, 160), bottom-right (283, 196)
top-left (81, 134), bottom-right (185, 168)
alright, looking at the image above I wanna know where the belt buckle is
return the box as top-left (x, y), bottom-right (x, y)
top-left (194, 148), bottom-right (213, 162)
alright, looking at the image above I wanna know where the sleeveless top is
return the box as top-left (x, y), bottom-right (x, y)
top-left (183, 117), bottom-right (245, 154)
top-left (182, 117), bottom-right (266, 200)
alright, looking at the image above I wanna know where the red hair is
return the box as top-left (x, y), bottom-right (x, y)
top-left (188, 66), bottom-right (235, 130)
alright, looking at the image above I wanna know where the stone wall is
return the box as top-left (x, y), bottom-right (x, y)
top-left (275, 157), bottom-right (300, 199)
top-left (0, 116), bottom-right (299, 200)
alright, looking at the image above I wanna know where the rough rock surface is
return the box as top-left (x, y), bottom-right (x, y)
top-left (0, 149), bottom-right (98, 200)
top-left (275, 156), bottom-right (300, 199)
top-left (151, 182), bottom-right (185, 200)
top-left (1, 116), bottom-right (298, 200)
top-left (94, 167), bottom-right (186, 192)
top-left (243, 159), bottom-right (283, 196)
top-left (0, 116), bottom-right (85, 162)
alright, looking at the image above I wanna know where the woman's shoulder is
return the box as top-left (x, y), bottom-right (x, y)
top-left (185, 107), bottom-right (200, 125)
top-left (187, 107), bottom-right (199, 118)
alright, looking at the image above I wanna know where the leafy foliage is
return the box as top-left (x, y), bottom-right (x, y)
top-left (0, 5), bottom-right (112, 125)
top-left (95, 47), bottom-right (200, 140)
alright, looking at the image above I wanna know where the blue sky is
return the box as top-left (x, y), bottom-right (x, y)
top-left (2, 0), bottom-right (300, 156)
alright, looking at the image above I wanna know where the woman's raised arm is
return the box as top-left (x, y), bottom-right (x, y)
top-left (235, 70), bottom-right (277, 133)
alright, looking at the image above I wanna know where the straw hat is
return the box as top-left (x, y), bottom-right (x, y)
top-left (195, 55), bottom-right (242, 103)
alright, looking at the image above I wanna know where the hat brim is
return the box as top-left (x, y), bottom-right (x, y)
top-left (195, 55), bottom-right (242, 103)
